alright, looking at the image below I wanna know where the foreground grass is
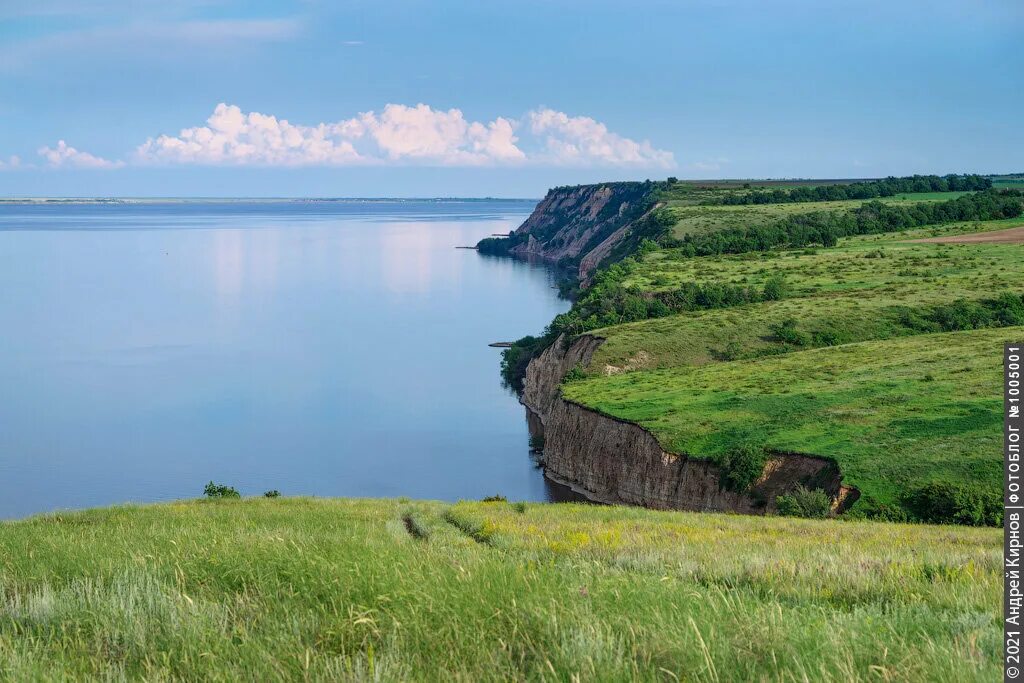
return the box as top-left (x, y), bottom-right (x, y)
top-left (564, 327), bottom-right (1015, 510)
top-left (0, 498), bottom-right (1001, 681)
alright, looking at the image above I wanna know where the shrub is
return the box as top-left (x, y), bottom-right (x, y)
top-left (563, 364), bottom-right (587, 383)
top-left (481, 494), bottom-right (508, 503)
top-left (529, 434), bottom-right (545, 452)
top-left (810, 329), bottom-right (845, 346)
top-left (263, 490), bottom-right (281, 498)
top-left (761, 274), bottom-right (788, 301)
top-left (770, 318), bottom-right (809, 346)
top-left (903, 481), bottom-right (1002, 526)
top-left (847, 497), bottom-right (913, 523)
top-left (718, 340), bottom-right (744, 361)
top-left (203, 481), bottom-right (240, 499)
top-left (775, 486), bottom-right (832, 518)
top-left (718, 442), bottom-right (768, 492)
top-left (512, 501), bottom-right (528, 514)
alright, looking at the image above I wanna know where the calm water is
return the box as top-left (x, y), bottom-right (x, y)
top-left (0, 200), bottom-right (576, 519)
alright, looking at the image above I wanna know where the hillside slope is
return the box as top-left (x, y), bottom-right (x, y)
top-left (0, 498), bottom-right (1001, 681)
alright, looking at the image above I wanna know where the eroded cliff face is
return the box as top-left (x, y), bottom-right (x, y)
top-left (504, 182), bottom-right (656, 280)
top-left (524, 335), bottom-right (859, 514)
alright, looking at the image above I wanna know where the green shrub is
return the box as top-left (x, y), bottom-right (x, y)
top-left (512, 501), bottom-right (528, 514)
top-left (263, 490), bottom-right (281, 498)
top-left (775, 486), bottom-right (832, 518)
top-left (810, 329), bottom-right (845, 346)
top-left (770, 318), bottom-right (809, 346)
top-left (563, 364), bottom-right (587, 383)
top-left (203, 482), bottom-right (240, 499)
top-left (481, 495), bottom-right (508, 503)
top-left (847, 498), bottom-right (913, 523)
top-left (718, 442), bottom-right (768, 492)
top-left (903, 481), bottom-right (1002, 526)
top-left (761, 274), bottom-right (788, 301)
top-left (718, 340), bottom-right (744, 361)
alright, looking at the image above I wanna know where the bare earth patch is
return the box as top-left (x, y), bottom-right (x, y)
top-left (911, 224), bottom-right (1024, 244)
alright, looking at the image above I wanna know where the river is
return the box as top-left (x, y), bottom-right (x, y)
top-left (0, 199), bottom-right (578, 518)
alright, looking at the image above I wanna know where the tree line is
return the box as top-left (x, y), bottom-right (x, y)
top-left (709, 174), bottom-right (992, 206)
top-left (673, 189), bottom-right (1023, 256)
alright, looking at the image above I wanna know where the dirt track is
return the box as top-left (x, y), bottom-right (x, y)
top-left (911, 225), bottom-right (1024, 244)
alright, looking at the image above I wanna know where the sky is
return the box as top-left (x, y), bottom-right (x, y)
top-left (0, 0), bottom-right (1021, 198)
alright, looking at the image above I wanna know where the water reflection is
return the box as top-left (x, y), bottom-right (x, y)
top-left (0, 201), bottom-right (575, 519)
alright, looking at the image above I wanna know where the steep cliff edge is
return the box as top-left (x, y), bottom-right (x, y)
top-left (523, 334), bottom-right (859, 514)
top-left (477, 181), bottom-right (664, 280)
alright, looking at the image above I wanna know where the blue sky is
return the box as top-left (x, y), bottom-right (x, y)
top-left (0, 0), bottom-right (1020, 197)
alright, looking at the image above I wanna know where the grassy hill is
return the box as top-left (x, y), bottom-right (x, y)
top-left (501, 176), bottom-right (1024, 524)
top-left (0, 498), bottom-right (1001, 680)
top-left (565, 327), bottom-right (1012, 516)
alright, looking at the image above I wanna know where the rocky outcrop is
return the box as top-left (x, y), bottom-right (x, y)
top-left (492, 182), bottom-right (658, 280)
top-left (523, 335), bottom-right (859, 514)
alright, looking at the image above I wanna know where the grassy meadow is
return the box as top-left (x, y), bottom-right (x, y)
top-left (587, 218), bottom-right (1024, 373)
top-left (0, 497), bottom-right (1002, 681)
top-left (564, 327), bottom-right (1013, 511)
top-left (662, 192), bottom-right (977, 239)
top-left (535, 180), bottom-right (1023, 523)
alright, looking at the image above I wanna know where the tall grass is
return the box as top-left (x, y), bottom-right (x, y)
top-left (0, 498), bottom-right (1001, 680)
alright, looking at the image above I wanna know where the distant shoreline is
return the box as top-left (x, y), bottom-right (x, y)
top-left (0, 197), bottom-right (542, 205)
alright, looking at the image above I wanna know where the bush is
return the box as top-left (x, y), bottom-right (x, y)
top-left (776, 486), bottom-right (832, 518)
top-left (263, 490), bottom-right (281, 498)
top-left (481, 494), bottom-right (508, 503)
top-left (810, 329), bottom-right (845, 346)
top-left (718, 340), bottom-right (744, 361)
top-left (847, 497), bottom-right (913, 523)
top-left (512, 501), bottom-right (528, 514)
top-left (563, 364), bottom-right (587, 382)
top-left (529, 434), bottom-right (545, 452)
top-left (762, 274), bottom-right (788, 301)
top-left (203, 481), bottom-right (240, 499)
top-left (770, 318), bottom-right (809, 346)
top-left (718, 442), bottom-right (768, 492)
top-left (903, 481), bottom-right (1002, 526)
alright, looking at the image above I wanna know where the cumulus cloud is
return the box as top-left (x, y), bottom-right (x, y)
top-left (0, 155), bottom-right (20, 169)
top-left (38, 140), bottom-right (123, 169)
top-left (135, 103), bottom-right (674, 169)
top-left (527, 109), bottom-right (675, 169)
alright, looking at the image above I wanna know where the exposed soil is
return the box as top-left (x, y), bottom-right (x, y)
top-left (911, 224), bottom-right (1024, 244)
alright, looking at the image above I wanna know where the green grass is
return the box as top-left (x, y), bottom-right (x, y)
top-left (0, 497), bottom-right (1001, 681)
top-left (663, 192), bottom-right (976, 238)
top-left (564, 327), bottom-right (1016, 510)
top-left (586, 219), bottom-right (1024, 373)
top-left (629, 220), bottom-right (1024, 295)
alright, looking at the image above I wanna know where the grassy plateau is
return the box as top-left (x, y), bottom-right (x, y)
top-left (513, 177), bottom-right (1024, 523)
top-left (0, 498), bottom-right (1002, 681)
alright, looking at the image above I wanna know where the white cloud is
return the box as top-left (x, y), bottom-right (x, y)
top-left (527, 108), bottom-right (675, 169)
top-left (0, 155), bottom-right (21, 169)
top-left (38, 141), bottom-right (123, 169)
top-left (135, 103), bottom-right (674, 169)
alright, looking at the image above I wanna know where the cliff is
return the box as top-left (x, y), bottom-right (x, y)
top-left (477, 181), bottom-right (662, 280)
top-left (523, 334), bottom-right (859, 514)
